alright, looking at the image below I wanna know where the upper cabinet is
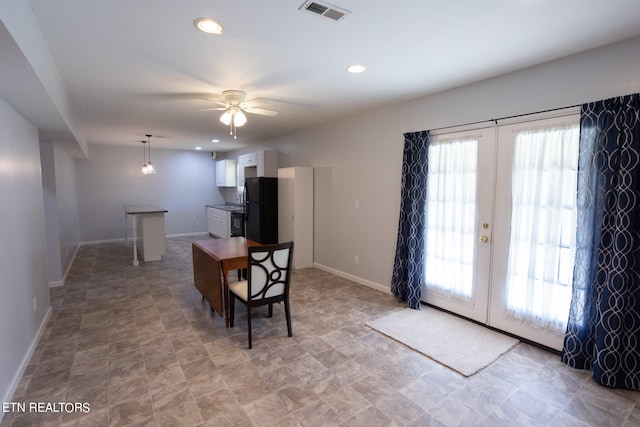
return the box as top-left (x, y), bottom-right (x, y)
top-left (256, 151), bottom-right (278, 177)
top-left (242, 152), bottom-right (257, 167)
top-left (216, 159), bottom-right (237, 187)
top-left (238, 150), bottom-right (278, 189)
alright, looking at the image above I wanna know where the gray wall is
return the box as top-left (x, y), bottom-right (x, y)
top-left (0, 98), bottom-right (51, 403)
top-left (54, 144), bottom-right (80, 275)
top-left (249, 36), bottom-right (640, 292)
top-left (40, 141), bottom-right (80, 286)
top-left (0, 0), bottom-right (81, 409)
top-left (40, 141), bottom-right (63, 284)
top-left (75, 145), bottom-right (222, 242)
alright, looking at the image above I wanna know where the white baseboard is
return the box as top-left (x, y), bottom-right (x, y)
top-left (313, 262), bottom-right (391, 295)
top-left (48, 243), bottom-right (79, 288)
top-left (80, 232), bottom-right (209, 246)
top-left (0, 306), bottom-right (52, 421)
top-left (166, 232), bottom-right (209, 238)
top-left (62, 244), bottom-right (80, 284)
top-left (79, 238), bottom-right (124, 246)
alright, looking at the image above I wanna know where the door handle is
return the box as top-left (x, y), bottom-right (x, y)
top-left (480, 235), bottom-right (489, 243)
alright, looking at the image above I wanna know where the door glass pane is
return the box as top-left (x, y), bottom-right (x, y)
top-left (505, 124), bottom-right (579, 334)
top-left (424, 138), bottom-right (478, 303)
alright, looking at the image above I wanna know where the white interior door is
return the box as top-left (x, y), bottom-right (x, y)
top-left (422, 112), bottom-right (580, 351)
top-left (421, 127), bottom-right (496, 323)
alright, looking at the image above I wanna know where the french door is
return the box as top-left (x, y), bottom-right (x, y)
top-left (421, 127), bottom-right (496, 324)
top-left (422, 112), bottom-right (580, 350)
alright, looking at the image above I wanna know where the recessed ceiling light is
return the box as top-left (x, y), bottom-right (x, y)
top-left (212, 139), bottom-right (220, 143)
top-left (193, 18), bottom-right (224, 34)
top-left (195, 146), bottom-right (202, 150)
top-left (347, 64), bottom-right (366, 74)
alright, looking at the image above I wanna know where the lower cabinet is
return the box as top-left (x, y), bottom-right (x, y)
top-left (207, 207), bottom-right (230, 238)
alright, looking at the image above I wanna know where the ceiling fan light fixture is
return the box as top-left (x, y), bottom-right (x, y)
top-left (193, 17), bottom-right (224, 34)
top-left (233, 110), bottom-right (247, 127)
top-left (220, 107), bottom-right (247, 127)
top-left (219, 107), bottom-right (247, 138)
top-left (219, 110), bottom-right (232, 126)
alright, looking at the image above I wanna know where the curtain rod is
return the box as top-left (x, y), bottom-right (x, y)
top-left (427, 103), bottom-right (582, 134)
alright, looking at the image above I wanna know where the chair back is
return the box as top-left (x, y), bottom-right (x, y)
top-left (247, 241), bottom-right (294, 301)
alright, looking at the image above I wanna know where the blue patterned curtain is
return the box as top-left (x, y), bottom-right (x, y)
top-left (391, 131), bottom-right (430, 309)
top-left (562, 94), bottom-right (640, 390)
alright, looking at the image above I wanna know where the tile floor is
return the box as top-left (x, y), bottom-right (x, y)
top-left (2, 236), bottom-right (639, 426)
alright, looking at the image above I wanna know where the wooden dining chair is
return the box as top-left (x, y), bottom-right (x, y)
top-left (228, 241), bottom-right (294, 349)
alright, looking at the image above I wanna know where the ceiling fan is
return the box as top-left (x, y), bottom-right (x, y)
top-left (206, 90), bottom-right (278, 139)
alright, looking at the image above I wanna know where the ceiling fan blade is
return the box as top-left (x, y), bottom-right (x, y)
top-left (196, 96), bottom-right (228, 106)
top-left (242, 97), bottom-right (267, 108)
top-left (243, 106), bottom-right (278, 117)
top-left (197, 107), bottom-right (228, 111)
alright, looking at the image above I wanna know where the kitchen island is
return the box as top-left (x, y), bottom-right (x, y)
top-left (124, 204), bottom-right (168, 266)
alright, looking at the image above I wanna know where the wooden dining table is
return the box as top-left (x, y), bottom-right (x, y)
top-left (192, 237), bottom-right (261, 326)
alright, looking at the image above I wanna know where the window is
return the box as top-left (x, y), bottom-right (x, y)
top-left (504, 124), bottom-right (579, 333)
top-left (424, 137), bottom-right (478, 302)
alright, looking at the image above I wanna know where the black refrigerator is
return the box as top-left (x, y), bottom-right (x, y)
top-left (244, 177), bottom-right (278, 244)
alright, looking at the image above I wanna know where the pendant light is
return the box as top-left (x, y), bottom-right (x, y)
top-left (140, 135), bottom-right (156, 174)
top-left (145, 134), bottom-right (156, 174)
top-left (141, 140), bottom-right (149, 174)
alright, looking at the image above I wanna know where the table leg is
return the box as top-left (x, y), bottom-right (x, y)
top-left (222, 267), bottom-right (230, 327)
top-left (132, 214), bottom-right (139, 266)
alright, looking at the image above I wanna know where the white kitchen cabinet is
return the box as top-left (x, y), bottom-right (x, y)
top-left (207, 207), bottom-right (230, 238)
top-left (216, 159), bottom-right (237, 187)
top-left (237, 154), bottom-right (249, 189)
top-left (206, 207), bottom-right (216, 236)
top-left (257, 150), bottom-right (278, 177)
top-left (241, 152), bottom-right (257, 167)
top-left (238, 150), bottom-right (278, 190)
top-left (278, 167), bottom-right (313, 269)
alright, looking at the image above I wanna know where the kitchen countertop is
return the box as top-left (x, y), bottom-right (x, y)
top-left (124, 204), bottom-right (168, 214)
top-left (207, 204), bottom-right (245, 213)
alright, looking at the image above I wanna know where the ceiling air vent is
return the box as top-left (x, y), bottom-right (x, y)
top-left (299, 1), bottom-right (351, 21)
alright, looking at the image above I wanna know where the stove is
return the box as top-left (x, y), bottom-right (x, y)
top-left (230, 210), bottom-right (245, 237)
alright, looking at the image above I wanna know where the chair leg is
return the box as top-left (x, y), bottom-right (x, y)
top-left (268, 303), bottom-right (273, 318)
top-left (247, 306), bottom-right (252, 349)
top-left (284, 297), bottom-right (292, 338)
top-left (229, 294), bottom-right (235, 327)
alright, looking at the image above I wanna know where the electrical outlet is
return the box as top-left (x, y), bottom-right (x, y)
top-left (33, 297), bottom-right (37, 312)
top-left (355, 199), bottom-right (360, 209)
top-left (354, 256), bottom-right (359, 265)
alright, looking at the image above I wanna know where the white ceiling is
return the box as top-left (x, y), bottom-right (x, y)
top-left (18, 0), bottom-right (640, 152)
